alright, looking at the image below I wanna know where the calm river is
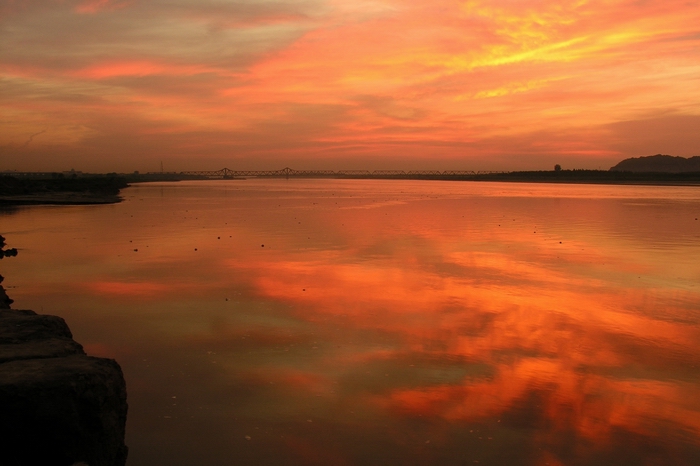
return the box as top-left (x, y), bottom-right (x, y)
top-left (2, 179), bottom-right (700, 465)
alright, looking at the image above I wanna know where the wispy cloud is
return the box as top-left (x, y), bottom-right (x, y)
top-left (20, 129), bottom-right (47, 148)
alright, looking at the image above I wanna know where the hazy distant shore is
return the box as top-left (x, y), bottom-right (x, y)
top-left (122, 167), bottom-right (700, 185)
top-left (463, 170), bottom-right (700, 185)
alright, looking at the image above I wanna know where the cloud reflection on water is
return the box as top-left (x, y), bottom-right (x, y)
top-left (3, 180), bottom-right (700, 465)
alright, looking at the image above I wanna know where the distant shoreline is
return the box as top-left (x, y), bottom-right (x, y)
top-left (126, 170), bottom-right (700, 185)
top-left (124, 168), bottom-right (700, 186)
top-left (1, 171), bottom-right (698, 207)
top-left (453, 170), bottom-right (700, 185)
top-left (0, 175), bottom-right (127, 206)
top-left (0, 193), bottom-right (123, 206)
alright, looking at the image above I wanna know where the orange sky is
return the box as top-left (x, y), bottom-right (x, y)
top-left (2, 0), bottom-right (700, 172)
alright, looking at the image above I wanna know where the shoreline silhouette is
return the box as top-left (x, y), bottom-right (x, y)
top-left (2, 155), bottom-right (699, 206)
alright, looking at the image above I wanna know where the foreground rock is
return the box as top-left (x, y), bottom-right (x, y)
top-left (0, 309), bottom-right (128, 466)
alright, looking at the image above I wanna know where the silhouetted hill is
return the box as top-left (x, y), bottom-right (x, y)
top-left (610, 154), bottom-right (700, 173)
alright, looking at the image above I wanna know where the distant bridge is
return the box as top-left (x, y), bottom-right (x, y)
top-left (155, 167), bottom-right (507, 179)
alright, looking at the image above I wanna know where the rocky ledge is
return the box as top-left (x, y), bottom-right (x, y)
top-left (0, 309), bottom-right (128, 466)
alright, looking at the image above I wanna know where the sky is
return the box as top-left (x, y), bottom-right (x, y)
top-left (1, 0), bottom-right (700, 172)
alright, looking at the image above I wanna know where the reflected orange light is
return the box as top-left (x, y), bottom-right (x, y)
top-left (4, 180), bottom-right (700, 463)
top-left (205, 189), bottom-right (700, 453)
top-left (86, 280), bottom-right (174, 298)
top-left (379, 362), bottom-right (700, 445)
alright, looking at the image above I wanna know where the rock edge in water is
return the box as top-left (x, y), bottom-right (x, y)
top-left (0, 309), bottom-right (128, 466)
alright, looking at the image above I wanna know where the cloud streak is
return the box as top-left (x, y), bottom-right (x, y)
top-left (20, 129), bottom-right (47, 148)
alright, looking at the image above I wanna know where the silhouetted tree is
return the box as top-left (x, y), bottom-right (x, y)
top-left (554, 164), bottom-right (562, 172)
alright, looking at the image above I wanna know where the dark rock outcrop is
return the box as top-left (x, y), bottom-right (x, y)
top-left (0, 309), bottom-right (128, 466)
top-left (610, 154), bottom-right (700, 173)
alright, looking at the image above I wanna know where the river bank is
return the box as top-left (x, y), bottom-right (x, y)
top-left (0, 175), bottom-right (128, 206)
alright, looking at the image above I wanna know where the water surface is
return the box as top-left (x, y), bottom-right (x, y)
top-left (3, 180), bottom-right (700, 465)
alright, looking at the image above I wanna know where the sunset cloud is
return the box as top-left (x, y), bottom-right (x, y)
top-left (1, 0), bottom-right (699, 170)
top-left (75, 0), bottom-right (132, 15)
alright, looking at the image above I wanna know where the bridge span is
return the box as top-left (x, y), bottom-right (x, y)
top-left (155, 167), bottom-right (506, 179)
